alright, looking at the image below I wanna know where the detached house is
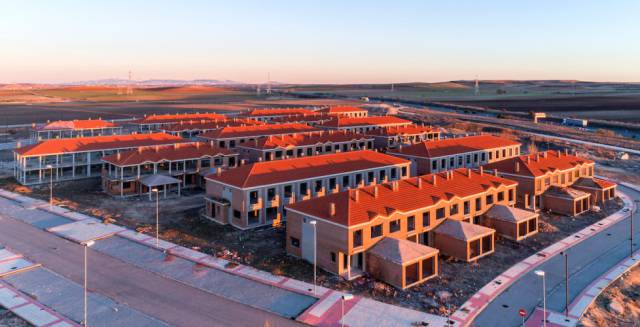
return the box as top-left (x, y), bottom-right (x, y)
top-left (32, 119), bottom-right (122, 140)
top-left (317, 116), bottom-right (412, 133)
top-left (198, 123), bottom-right (320, 149)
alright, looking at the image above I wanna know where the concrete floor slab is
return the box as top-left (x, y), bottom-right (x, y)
top-left (7, 209), bottom-right (72, 230)
top-left (0, 248), bottom-right (21, 263)
top-left (12, 303), bottom-right (60, 326)
top-left (47, 219), bottom-right (125, 243)
top-left (0, 286), bottom-right (28, 308)
top-left (0, 258), bottom-right (40, 277)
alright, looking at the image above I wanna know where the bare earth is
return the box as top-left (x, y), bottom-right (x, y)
top-left (580, 265), bottom-right (640, 327)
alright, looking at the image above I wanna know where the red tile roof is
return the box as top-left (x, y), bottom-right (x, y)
top-left (198, 123), bottom-right (320, 140)
top-left (267, 114), bottom-right (334, 124)
top-left (131, 113), bottom-right (227, 125)
top-left (317, 106), bottom-right (368, 114)
top-left (37, 119), bottom-right (117, 131)
top-left (160, 118), bottom-right (264, 132)
top-left (365, 124), bottom-right (440, 137)
top-left (572, 177), bottom-right (616, 189)
top-left (102, 142), bottom-right (234, 166)
top-left (236, 131), bottom-right (372, 150)
top-left (318, 116), bottom-right (412, 128)
top-left (286, 168), bottom-right (517, 226)
top-left (368, 237), bottom-right (438, 265)
top-left (388, 135), bottom-right (520, 158)
top-left (434, 220), bottom-right (494, 241)
top-left (245, 108), bottom-right (316, 117)
top-left (15, 133), bottom-right (187, 157)
top-left (206, 150), bottom-right (409, 188)
top-left (482, 150), bottom-right (594, 177)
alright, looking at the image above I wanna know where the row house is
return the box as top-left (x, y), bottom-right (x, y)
top-left (483, 150), bottom-right (616, 216)
top-left (235, 131), bottom-right (374, 162)
top-left (387, 135), bottom-right (521, 176)
top-left (317, 116), bottom-right (412, 133)
top-left (13, 133), bottom-right (188, 185)
top-left (365, 124), bottom-right (441, 149)
top-left (203, 150), bottom-right (411, 230)
top-left (32, 119), bottom-right (122, 140)
top-left (285, 168), bottom-right (521, 289)
top-left (129, 113), bottom-right (227, 131)
top-left (159, 118), bottom-right (264, 138)
top-left (198, 123), bottom-right (320, 149)
top-left (239, 108), bottom-right (316, 122)
top-left (315, 106), bottom-right (368, 118)
top-left (266, 114), bottom-right (335, 126)
top-left (102, 142), bottom-right (237, 198)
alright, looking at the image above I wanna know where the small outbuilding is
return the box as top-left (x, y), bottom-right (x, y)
top-left (141, 174), bottom-right (182, 200)
top-left (482, 204), bottom-right (538, 241)
top-left (433, 220), bottom-right (495, 262)
top-left (366, 237), bottom-right (439, 289)
top-left (572, 178), bottom-right (616, 206)
top-left (542, 186), bottom-right (590, 216)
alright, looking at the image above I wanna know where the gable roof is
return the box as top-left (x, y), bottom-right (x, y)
top-left (206, 150), bottom-right (409, 189)
top-left (434, 220), bottom-right (494, 241)
top-left (482, 150), bottom-right (594, 177)
top-left (131, 113), bottom-right (227, 125)
top-left (245, 108), bottom-right (316, 117)
top-left (388, 135), bottom-right (520, 158)
top-left (368, 237), bottom-right (438, 265)
top-left (318, 116), bottom-right (411, 128)
top-left (198, 123), bottom-right (320, 140)
top-left (544, 186), bottom-right (590, 200)
top-left (267, 114), bottom-right (334, 124)
top-left (365, 124), bottom-right (440, 137)
top-left (317, 106), bottom-right (368, 114)
top-left (484, 204), bottom-right (538, 223)
top-left (236, 131), bottom-right (372, 150)
top-left (37, 119), bottom-right (117, 131)
top-left (572, 177), bottom-right (616, 190)
top-left (102, 142), bottom-right (234, 166)
top-left (160, 118), bottom-right (264, 132)
top-left (15, 133), bottom-right (186, 157)
top-left (286, 168), bottom-right (517, 226)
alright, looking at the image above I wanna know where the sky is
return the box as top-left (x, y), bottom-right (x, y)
top-left (1, 1), bottom-right (639, 84)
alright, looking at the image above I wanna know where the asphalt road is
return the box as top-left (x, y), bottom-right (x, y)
top-left (472, 184), bottom-right (640, 327)
top-left (0, 214), bottom-right (303, 327)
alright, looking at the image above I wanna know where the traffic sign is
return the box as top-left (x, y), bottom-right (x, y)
top-left (518, 308), bottom-right (527, 317)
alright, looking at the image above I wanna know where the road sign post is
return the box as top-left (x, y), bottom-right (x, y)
top-left (519, 308), bottom-right (526, 327)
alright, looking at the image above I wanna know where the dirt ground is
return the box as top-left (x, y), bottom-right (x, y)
top-left (0, 308), bottom-right (29, 327)
top-left (579, 265), bottom-right (640, 327)
top-left (0, 175), bottom-right (624, 315)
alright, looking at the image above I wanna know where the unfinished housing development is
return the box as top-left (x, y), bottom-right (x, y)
top-left (159, 118), bottom-right (264, 138)
top-left (316, 106), bottom-right (368, 118)
top-left (483, 150), bottom-right (616, 216)
top-left (198, 123), bottom-right (320, 149)
top-left (236, 131), bottom-right (374, 162)
top-left (285, 168), bottom-right (521, 288)
top-left (32, 119), bottom-right (123, 140)
top-left (317, 116), bottom-right (412, 133)
top-left (239, 108), bottom-right (316, 121)
top-left (129, 113), bottom-right (227, 131)
top-left (387, 135), bottom-right (521, 175)
top-left (266, 113), bottom-right (335, 126)
top-left (365, 124), bottom-right (441, 149)
top-left (203, 150), bottom-right (411, 230)
top-left (101, 142), bottom-right (238, 198)
top-left (14, 133), bottom-right (187, 185)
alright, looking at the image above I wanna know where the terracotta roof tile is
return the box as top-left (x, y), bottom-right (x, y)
top-left (368, 237), bottom-right (438, 265)
top-left (318, 116), bottom-right (411, 128)
top-left (236, 131), bottom-right (372, 150)
top-left (131, 113), bottom-right (226, 125)
top-left (286, 168), bottom-right (517, 226)
top-left (365, 124), bottom-right (440, 137)
top-left (434, 220), bottom-right (494, 241)
top-left (483, 150), bottom-right (594, 177)
top-left (245, 108), bottom-right (316, 117)
top-left (37, 119), bottom-right (117, 131)
top-left (206, 150), bottom-right (409, 189)
top-left (267, 114), bottom-right (334, 124)
top-left (199, 123), bottom-right (320, 140)
top-left (160, 118), bottom-right (264, 132)
top-left (484, 204), bottom-right (538, 223)
top-left (102, 142), bottom-right (234, 166)
top-left (572, 177), bottom-right (616, 189)
top-left (15, 133), bottom-right (187, 156)
top-left (388, 135), bottom-right (520, 158)
top-left (317, 106), bottom-right (368, 114)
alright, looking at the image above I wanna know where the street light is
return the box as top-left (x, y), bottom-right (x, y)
top-left (83, 240), bottom-right (95, 326)
top-left (310, 220), bottom-right (317, 295)
top-left (534, 270), bottom-right (547, 327)
top-left (341, 294), bottom-right (354, 327)
top-left (151, 188), bottom-right (160, 247)
top-left (45, 164), bottom-right (53, 207)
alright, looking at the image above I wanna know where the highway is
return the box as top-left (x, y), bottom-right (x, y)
top-left (472, 184), bottom-right (640, 327)
top-left (0, 214), bottom-right (302, 327)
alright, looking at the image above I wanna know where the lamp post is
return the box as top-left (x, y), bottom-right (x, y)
top-left (341, 294), bottom-right (354, 327)
top-left (45, 164), bottom-right (53, 207)
top-left (534, 270), bottom-right (547, 327)
top-left (310, 220), bottom-right (317, 295)
top-left (83, 240), bottom-right (95, 326)
top-left (152, 188), bottom-right (159, 247)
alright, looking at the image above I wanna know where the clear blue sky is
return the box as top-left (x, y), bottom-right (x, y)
top-left (2, 1), bottom-right (639, 84)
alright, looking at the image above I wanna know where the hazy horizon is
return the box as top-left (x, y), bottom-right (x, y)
top-left (2, 1), bottom-right (639, 84)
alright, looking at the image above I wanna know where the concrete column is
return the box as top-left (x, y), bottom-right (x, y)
top-left (72, 153), bottom-right (75, 178)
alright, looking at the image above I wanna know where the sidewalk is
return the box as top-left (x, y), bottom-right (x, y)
top-left (451, 188), bottom-right (635, 327)
top-left (0, 188), bottom-right (448, 327)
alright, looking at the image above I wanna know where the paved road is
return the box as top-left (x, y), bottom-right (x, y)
top-left (473, 184), bottom-right (640, 327)
top-left (0, 214), bottom-right (302, 327)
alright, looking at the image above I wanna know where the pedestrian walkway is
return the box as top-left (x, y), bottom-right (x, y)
top-left (0, 188), bottom-right (449, 326)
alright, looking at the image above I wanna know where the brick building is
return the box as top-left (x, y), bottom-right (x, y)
top-left (285, 168), bottom-right (518, 287)
top-left (236, 131), bottom-right (374, 162)
top-left (129, 113), bottom-right (227, 131)
top-left (317, 116), bottom-right (412, 133)
top-left (387, 135), bottom-right (521, 175)
top-left (14, 133), bottom-right (187, 185)
top-left (240, 108), bottom-right (316, 122)
top-left (266, 114), bottom-right (335, 126)
top-left (159, 118), bottom-right (264, 138)
top-left (364, 124), bottom-right (440, 149)
top-left (32, 119), bottom-right (122, 140)
top-left (316, 106), bottom-right (368, 118)
top-left (102, 142), bottom-right (237, 198)
top-left (203, 150), bottom-right (411, 230)
top-left (198, 123), bottom-right (320, 149)
top-left (482, 150), bottom-right (616, 216)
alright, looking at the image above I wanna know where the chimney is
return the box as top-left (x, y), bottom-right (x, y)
top-left (117, 152), bottom-right (121, 160)
top-left (479, 166), bottom-right (484, 175)
top-left (467, 168), bottom-right (472, 177)
top-left (535, 153), bottom-right (539, 161)
top-left (240, 159), bottom-right (246, 166)
top-left (216, 168), bottom-right (222, 176)
top-left (542, 151), bottom-right (548, 158)
top-left (564, 148), bottom-right (568, 156)
top-left (515, 162), bottom-right (520, 172)
top-left (494, 169), bottom-right (499, 177)
top-left (329, 202), bottom-right (336, 216)
top-left (391, 181), bottom-right (399, 191)
top-left (353, 190), bottom-right (360, 203)
top-left (417, 177), bottom-right (423, 189)
top-left (373, 186), bottom-right (379, 198)
top-left (432, 174), bottom-right (437, 186)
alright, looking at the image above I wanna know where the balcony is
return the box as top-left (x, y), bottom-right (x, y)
top-left (265, 195), bottom-right (280, 208)
top-left (248, 198), bottom-right (263, 211)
